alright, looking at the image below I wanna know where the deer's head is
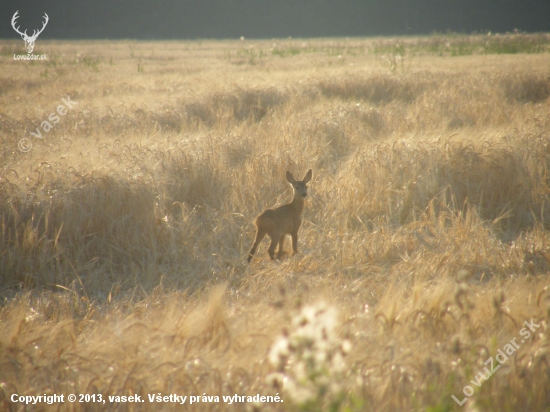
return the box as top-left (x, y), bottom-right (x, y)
top-left (11, 11), bottom-right (49, 54)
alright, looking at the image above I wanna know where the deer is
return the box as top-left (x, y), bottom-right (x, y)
top-left (248, 169), bottom-right (312, 263)
top-left (11, 11), bottom-right (49, 54)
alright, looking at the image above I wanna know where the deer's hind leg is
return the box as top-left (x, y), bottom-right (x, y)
top-left (267, 233), bottom-right (279, 261)
top-left (248, 228), bottom-right (266, 263)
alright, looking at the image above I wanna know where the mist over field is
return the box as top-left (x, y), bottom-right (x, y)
top-left (1, 34), bottom-right (550, 411)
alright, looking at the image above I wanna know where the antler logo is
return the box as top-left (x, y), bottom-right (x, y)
top-left (11, 10), bottom-right (49, 54)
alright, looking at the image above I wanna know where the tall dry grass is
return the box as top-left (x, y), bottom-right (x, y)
top-left (0, 37), bottom-right (550, 411)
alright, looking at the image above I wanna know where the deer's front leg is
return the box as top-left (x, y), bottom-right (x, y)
top-left (277, 235), bottom-right (286, 259)
top-left (291, 232), bottom-right (298, 255)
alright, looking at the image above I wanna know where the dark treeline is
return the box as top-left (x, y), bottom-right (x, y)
top-left (1, 0), bottom-right (549, 40)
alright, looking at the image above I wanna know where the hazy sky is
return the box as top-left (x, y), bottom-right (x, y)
top-left (2, 0), bottom-right (549, 40)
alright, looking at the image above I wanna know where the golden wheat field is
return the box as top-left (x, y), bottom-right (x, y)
top-left (1, 34), bottom-right (550, 411)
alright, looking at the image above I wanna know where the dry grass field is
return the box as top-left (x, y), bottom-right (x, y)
top-left (1, 34), bottom-right (550, 411)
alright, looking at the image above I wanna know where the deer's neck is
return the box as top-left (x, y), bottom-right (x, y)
top-left (291, 195), bottom-right (305, 215)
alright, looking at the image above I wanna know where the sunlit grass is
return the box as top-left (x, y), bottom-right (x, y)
top-left (373, 32), bottom-right (550, 56)
top-left (0, 37), bottom-right (549, 411)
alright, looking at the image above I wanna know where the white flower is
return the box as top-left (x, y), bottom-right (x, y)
top-left (268, 336), bottom-right (289, 367)
top-left (267, 302), bottom-right (347, 407)
top-left (265, 372), bottom-right (285, 388)
top-left (341, 339), bottom-right (352, 354)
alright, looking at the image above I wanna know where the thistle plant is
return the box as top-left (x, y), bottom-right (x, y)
top-left (267, 303), bottom-right (352, 411)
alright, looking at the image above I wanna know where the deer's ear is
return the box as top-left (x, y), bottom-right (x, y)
top-left (286, 171), bottom-right (296, 184)
top-left (302, 169), bottom-right (312, 184)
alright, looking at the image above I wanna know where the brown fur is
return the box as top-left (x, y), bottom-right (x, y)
top-left (248, 169), bottom-right (312, 262)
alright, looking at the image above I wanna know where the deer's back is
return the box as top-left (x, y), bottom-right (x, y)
top-left (256, 203), bottom-right (302, 234)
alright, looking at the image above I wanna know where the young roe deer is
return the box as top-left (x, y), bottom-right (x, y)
top-left (248, 169), bottom-right (312, 263)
